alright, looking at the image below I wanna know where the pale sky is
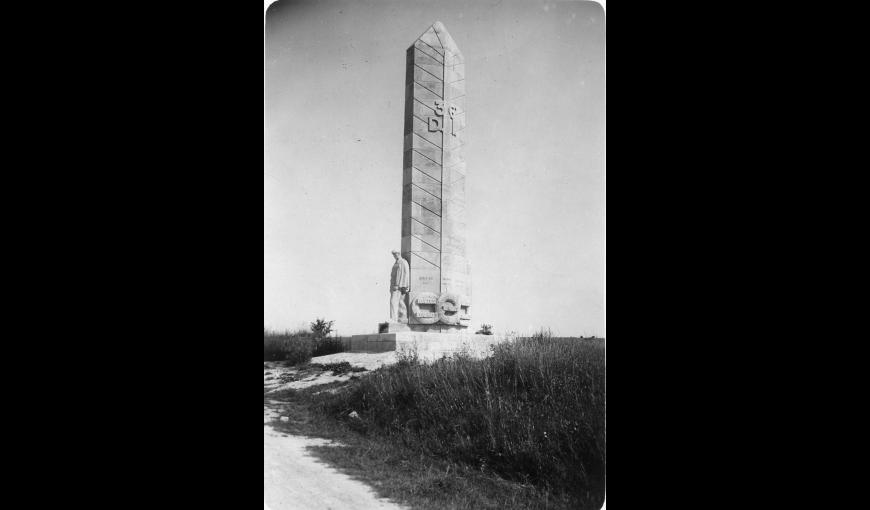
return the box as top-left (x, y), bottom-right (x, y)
top-left (265, 0), bottom-right (605, 337)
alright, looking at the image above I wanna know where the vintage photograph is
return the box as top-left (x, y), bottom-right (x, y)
top-left (265, 1), bottom-right (605, 508)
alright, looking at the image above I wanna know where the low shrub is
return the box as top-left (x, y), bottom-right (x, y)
top-left (475, 324), bottom-right (494, 335)
top-left (309, 361), bottom-right (367, 375)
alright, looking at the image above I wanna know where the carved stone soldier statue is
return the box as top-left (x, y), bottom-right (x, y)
top-left (389, 250), bottom-right (410, 322)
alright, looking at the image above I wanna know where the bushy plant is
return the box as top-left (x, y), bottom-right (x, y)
top-left (307, 318), bottom-right (345, 357)
top-left (310, 318), bottom-right (334, 339)
top-left (312, 332), bottom-right (606, 509)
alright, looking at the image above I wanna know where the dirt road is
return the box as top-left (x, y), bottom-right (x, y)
top-left (264, 363), bottom-right (405, 510)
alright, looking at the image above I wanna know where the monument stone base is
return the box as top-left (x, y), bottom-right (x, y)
top-left (350, 331), bottom-right (510, 362)
top-left (408, 324), bottom-right (467, 333)
top-left (379, 321), bottom-right (410, 333)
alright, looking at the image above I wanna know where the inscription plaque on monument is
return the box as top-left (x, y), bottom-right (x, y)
top-left (401, 22), bottom-right (472, 332)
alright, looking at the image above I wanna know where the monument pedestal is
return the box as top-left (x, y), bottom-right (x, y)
top-left (379, 321), bottom-right (410, 333)
top-left (350, 331), bottom-right (510, 362)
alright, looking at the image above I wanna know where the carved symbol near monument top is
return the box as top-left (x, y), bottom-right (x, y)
top-left (427, 100), bottom-right (458, 137)
top-left (433, 100), bottom-right (446, 116)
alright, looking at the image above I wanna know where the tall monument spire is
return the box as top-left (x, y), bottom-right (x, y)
top-left (401, 22), bottom-right (471, 332)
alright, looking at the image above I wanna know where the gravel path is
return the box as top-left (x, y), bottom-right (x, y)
top-left (264, 354), bottom-right (405, 510)
top-left (263, 352), bottom-right (397, 393)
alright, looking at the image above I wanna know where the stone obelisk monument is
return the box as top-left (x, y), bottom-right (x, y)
top-left (401, 22), bottom-right (471, 332)
top-left (351, 22), bottom-right (507, 360)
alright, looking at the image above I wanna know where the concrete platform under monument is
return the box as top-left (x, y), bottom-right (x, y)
top-left (378, 322), bottom-right (410, 333)
top-left (350, 332), bottom-right (510, 362)
top-left (378, 321), bottom-right (470, 334)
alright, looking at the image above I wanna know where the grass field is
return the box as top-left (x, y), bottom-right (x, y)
top-left (267, 332), bottom-right (606, 509)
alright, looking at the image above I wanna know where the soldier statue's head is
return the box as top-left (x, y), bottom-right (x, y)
top-left (391, 250), bottom-right (400, 260)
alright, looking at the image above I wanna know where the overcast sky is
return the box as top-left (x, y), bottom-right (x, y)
top-left (265, 0), bottom-right (605, 336)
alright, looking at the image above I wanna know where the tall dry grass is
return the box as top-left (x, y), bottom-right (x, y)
top-left (264, 328), bottom-right (347, 364)
top-left (314, 331), bottom-right (606, 508)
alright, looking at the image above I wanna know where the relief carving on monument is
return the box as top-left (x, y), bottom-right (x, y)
top-left (459, 299), bottom-right (472, 327)
top-left (410, 292), bottom-right (439, 324)
top-left (411, 291), bottom-right (472, 326)
top-left (437, 293), bottom-right (461, 325)
top-left (437, 292), bottom-right (472, 325)
top-left (426, 100), bottom-right (459, 137)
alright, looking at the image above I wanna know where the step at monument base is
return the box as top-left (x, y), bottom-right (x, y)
top-left (350, 332), bottom-right (510, 362)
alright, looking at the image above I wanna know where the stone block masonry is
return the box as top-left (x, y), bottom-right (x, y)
top-left (401, 22), bottom-right (472, 332)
